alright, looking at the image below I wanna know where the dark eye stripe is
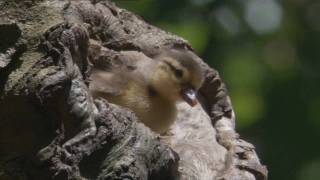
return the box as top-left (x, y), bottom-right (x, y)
top-left (164, 61), bottom-right (183, 78)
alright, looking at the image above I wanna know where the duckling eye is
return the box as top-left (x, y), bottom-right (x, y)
top-left (163, 60), bottom-right (183, 78)
top-left (175, 69), bottom-right (183, 78)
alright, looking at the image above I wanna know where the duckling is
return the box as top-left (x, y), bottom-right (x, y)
top-left (89, 48), bottom-right (204, 134)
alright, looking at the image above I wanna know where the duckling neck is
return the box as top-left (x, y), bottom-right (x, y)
top-left (148, 83), bottom-right (178, 102)
top-left (145, 85), bottom-right (177, 133)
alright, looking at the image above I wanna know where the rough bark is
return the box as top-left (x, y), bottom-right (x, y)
top-left (0, 0), bottom-right (267, 180)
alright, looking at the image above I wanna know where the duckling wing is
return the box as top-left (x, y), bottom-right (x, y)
top-left (89, 69), bottom-right (127, 97)
top-left (89, 51), bottom-right (134, 95)
top-left (89, 50), bottom-right (154, 99)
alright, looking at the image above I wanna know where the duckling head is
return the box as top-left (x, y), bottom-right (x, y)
top-left (150, 49), bottom-right (204, 106)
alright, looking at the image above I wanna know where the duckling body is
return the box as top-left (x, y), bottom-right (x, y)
top-left (89, 49), bottom-right (203, 134)
top-left (90, 68), bottom-right (176, 133)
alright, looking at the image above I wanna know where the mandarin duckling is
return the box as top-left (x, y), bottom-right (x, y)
top-left (89, 49), bottom-right (204, 134)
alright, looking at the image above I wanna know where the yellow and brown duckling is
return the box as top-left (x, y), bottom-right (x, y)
top-left (89, 49), bottom-right (204, 134)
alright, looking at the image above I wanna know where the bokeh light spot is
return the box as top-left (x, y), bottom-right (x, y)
top-left (263, 39), bottom-right (298, 78)
top-left (213, 6), bottom-right (241, 35)
top-left (245, 0), bottom-right (283, 34)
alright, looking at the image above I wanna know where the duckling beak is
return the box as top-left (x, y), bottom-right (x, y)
top-left (181, 88), bottom-right (198, 107)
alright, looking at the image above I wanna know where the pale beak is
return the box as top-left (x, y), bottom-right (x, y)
top-left (181, 88), bottom-right (198, 107)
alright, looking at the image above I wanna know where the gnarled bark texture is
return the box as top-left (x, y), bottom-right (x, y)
top-left (0, 0), bottom-right (267, 179)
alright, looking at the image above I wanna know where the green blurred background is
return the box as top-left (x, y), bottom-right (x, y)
top-left (116, 0), bottom-right (320, 179)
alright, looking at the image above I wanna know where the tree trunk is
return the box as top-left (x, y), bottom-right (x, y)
top-left (0, 0), bottom-right (267, 179)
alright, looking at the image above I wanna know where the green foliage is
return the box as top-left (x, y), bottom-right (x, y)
top-left (157, 21), bottom-right (210, 54)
